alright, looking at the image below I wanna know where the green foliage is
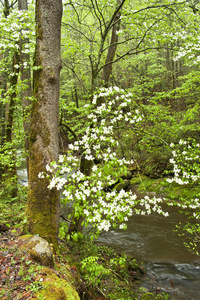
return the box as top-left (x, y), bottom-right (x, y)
top-left (137, 287), bottom-right (169, 300)
top-left (0, 184), bottom-right (28, 230)
top-left (81, 256), bottom-right (110, 285)
top-left (166, 139), bottom-right (200, 254)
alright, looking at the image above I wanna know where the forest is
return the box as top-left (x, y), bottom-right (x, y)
top-left (0, 0), bottom-right (200, 299)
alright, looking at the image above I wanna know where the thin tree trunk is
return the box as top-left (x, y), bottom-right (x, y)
top-left (102, 0), bottom-right (121, 87)
top-left (18, 0), bottom-right (32, 177)
top-left (2, 1), bottom-right (19, 198)
top-left (67, 156), bottom-right (93, 237)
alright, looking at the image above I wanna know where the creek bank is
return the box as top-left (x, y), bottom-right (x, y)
top-left (0, 231), bottom-right (80, 300)
top-left (114, 169), bottom-right (200, 202)
top-left (1, 228), bottom-right (165, 300)
top-left (61, 240), bottom-right (168, 300)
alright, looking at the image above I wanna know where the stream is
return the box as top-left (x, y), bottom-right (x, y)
top-left (18, 168), bottom-right (200, 299)
top-left (97, 205), bottom-right (200, 299)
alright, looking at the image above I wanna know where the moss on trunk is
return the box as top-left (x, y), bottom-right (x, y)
top-left (26, 0), bottom-right (62, 249)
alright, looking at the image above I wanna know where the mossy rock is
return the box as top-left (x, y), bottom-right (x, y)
top-left (139, 177), bottom-right (166, 192)
top-left (19, 235), bottom-right (54, 268)
top-left (128, 164), bottom-right (138, 173)
top-left (120, 171), bottom-right (132, 180)
top-left (130, 175), bottom-right (149, 186)
top-left (35, 267), bottom-right (80, 300)
top-left (113, 179), bottom-right (130, 191)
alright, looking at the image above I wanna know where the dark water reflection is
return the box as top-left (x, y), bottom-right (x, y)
top-left (98, 205), bottom-right (200, 299)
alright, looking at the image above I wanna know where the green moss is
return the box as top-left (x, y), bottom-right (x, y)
top-left (113, 179), bottom-right (130, 191)
top-left (26, 200), bottom-right (59, 249)
top-left (36, 1), bottom-right (43, 40)
top-left (18, 234), bottom-right (33, 241)
top-left (47, 67), bottom-right (56, 82)
top-left (130, 175), bottom-right (149, 186)
top-left (26, 144), bottom-right (59, 248)
top-left (36, 268), bottom-right (80, 300)
top-left (134, 176), bottom-right (200, 202)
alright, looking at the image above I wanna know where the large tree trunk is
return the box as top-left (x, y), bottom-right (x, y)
top-left (26, 0), bottom-right (62, 248)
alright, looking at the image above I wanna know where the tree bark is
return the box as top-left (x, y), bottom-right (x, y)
top-left (102, 0), bottom-right (121, 87)
top-left (67, 155), bottom-right (93, 237)
top-left (18, 0), bottom-right (32, 177)
top-left (18, 0), bottom-right (28, 10)
top-left (2, 1), bottom-right (19, 198)
top-left (26, 0), bottom-right (62, 248)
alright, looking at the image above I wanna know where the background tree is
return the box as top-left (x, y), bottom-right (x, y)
top-left (18, 0), bottom-right (32, 176)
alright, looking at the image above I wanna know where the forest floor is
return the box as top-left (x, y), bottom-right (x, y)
top-left (0, 226), bottom-right (168, 300)
top-left (0, 229), bottom-right (39, 299)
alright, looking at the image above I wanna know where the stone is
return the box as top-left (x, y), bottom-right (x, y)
top-left (113, 179), bottom-right (130, 191)
top-left (0, 223), bottom-right (10, 232)
top-left (19, 235), bottom-right (54, 268)
top-left (120, 171), bottom-right (132, 180)
top-left (130, 175), bottom-right (149, 186)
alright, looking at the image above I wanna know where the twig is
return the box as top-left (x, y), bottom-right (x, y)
top-left (96, 285), bottom-right (106, 297)
top-left (85, 272), bottom-right (102, 288)
top-left (60, 214), bottom-right (71, 223)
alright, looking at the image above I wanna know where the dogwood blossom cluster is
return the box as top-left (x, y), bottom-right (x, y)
top-left (168, 139), bottom-right (200, 185)
top-left (39, 88), bottom-right (168, 238)
top-left (0, 10), bottom-right (34, 53)
top-left (0, 9), bottom-right (35, 80)
top-left (173, 30), bottom-right (200, 66)
top-left (167, 139), bottom-right (200, 219)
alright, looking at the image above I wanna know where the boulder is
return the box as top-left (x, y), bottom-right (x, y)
top-left (35, 267), bottom-right (80, 300)
top-left (120, 171), bottom-right (132, 180)
top-left (130, 175), bottom-right (149, 186)
top-left (19, 235), bottom-right (54, 268)
top-left (0, 222), bottom-right (10, 232)
top-left (113, 179), bottom-right (130, 191)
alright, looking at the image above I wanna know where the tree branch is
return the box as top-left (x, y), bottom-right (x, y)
top-left (62, 22), bottom-right (93, 43)
top-left (105, 0), bottom-right (126, 35)
top-left (62, 60), bottom-right (89, 93)
top-left (60, 122), bottom-right (77, 140)
top-left (97, 46), bottom-right (165, 76)
top-left (94, 0), bottom-right (106, 28)
top-left (125, 1), bottom-right (188, 18)
top-left (90, 0), bottom-right (103, 37)
top-left (10, 0), bottom-right (18, 8)
top-left (97, 19), bottom-right (161, 77)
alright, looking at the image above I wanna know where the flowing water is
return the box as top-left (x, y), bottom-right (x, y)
top-left (18, 169), bottom-right (200, 299)
top-left (98, 204), bottom-right (200, 299)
